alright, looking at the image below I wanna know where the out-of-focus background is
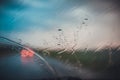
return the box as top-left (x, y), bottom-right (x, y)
top-left (0, 0), bottom-right (120, 79)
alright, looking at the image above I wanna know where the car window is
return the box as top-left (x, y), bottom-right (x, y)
top-left (0, 0), bottom-right (120, 80)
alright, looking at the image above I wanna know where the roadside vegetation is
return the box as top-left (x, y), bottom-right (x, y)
top-left (35, 46), bottom-right (120, 72)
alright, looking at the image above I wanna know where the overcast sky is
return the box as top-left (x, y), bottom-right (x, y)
top-left (0, 0), bottom-right (120, 50)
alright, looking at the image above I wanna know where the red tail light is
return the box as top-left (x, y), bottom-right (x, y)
top-left (20, 48), bottom-right (34, 57)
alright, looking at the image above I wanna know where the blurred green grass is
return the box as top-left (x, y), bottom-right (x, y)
top-left (36, 48), bottom-right (120, 71)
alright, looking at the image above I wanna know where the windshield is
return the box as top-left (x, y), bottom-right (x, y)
top-left (0, 0), bottom-right (120, 80)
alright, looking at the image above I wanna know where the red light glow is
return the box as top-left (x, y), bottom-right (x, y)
top-left (21, 48), bottom-right (34, 57)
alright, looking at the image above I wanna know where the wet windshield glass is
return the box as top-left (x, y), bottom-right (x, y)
top-left (0, 0), bottom-right (120, 80)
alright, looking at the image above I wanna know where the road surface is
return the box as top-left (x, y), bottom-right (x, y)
top-left (0, 52), bottom-right (82, 80)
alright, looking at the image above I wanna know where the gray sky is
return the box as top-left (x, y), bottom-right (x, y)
top-left (0, 0), bottom-right (120, 50)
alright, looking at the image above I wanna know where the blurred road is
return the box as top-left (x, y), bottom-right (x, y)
top-left (0, 52), bottom-right (82, 80)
